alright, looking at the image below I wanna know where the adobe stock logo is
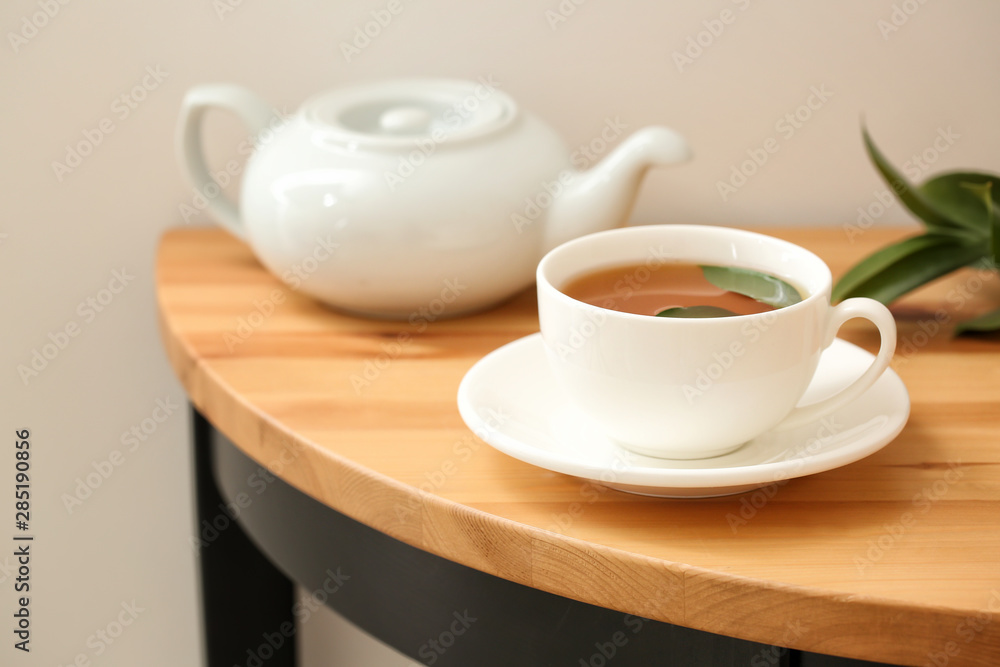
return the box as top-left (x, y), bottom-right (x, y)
top-left (17, 268), bottom-right (135, 386)
top-left (417, 610), bottom-right (477, 665)
top-left (716, 84), bottom-right (834, 201)
top-left (339, 0), bottom-right (411, 62)
top-left (7, 0), bottom-right (72, 54)
top-left (51, 66), bottom-right (170, 182)
top-left (671, 0), bottom-right (753, 73)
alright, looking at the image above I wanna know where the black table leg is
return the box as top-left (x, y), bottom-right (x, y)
top-left (192, 407), bottom-right (297, 667)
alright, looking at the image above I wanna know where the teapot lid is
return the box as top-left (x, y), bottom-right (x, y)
top-left (302, 78), bottom-right (517, 148)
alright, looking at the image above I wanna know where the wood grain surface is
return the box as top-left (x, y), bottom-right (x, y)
top-left (156, 226), bottom-right (1000, 666)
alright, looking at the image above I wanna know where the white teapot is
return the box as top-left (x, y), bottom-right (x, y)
top-left (177, 78), bottom-right (691, 318)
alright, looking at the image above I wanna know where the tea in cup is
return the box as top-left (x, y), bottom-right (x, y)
top-left (536, 225), bottom-right (896, 459)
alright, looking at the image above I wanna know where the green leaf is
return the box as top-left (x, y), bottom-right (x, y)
top-left (954, 306), bottom-right (1000, 336)
top-left (918, 172), bottom-right (1000, 237)
top-left (955, 178), bottom-right (1000, 264)
top-left (700, 265), bottom-right (802, 308)
top-left (833, 233), bottom-right (962, 301)
top-left (832, 235), bottom-right (984, 304)
top-left (862, 126), bottom-right (967, 232)
top-left (655, 305), bottom-right (739, 318)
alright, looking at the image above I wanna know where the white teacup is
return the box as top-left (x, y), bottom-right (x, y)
top-left (536, 225), bottom-right (897, 459)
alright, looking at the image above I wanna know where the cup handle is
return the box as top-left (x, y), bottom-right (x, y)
top-left (176, 84), bottom-right (276, 240)
top-left (775, 298), bottom-right (897, 430)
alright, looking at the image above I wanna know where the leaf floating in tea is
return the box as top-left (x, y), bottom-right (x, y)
top-left (700, 265), bottom-right (802, 308)
top-left (655, 305), bottom-right (740, 318)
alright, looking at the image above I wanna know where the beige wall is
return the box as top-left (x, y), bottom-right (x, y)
top-left (1, 1), bottom-right (996, 665)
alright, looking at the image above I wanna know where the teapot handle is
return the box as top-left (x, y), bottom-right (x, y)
top-left (176, 84), bottom-right (276, 240)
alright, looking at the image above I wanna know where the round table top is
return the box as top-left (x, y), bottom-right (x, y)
top-left (157, 226), bottom-right (1000, 667)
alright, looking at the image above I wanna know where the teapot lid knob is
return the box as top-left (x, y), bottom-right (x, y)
top-left (378, 106), bottom-right (432, 134)
top-left (302, 78), bottom-right (517, 148)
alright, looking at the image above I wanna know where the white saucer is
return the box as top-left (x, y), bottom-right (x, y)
top-left (457, 334), bottom-right (910, 498)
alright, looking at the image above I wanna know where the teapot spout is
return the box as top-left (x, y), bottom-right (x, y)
top-left (544, 126), bottom-right (691, 253)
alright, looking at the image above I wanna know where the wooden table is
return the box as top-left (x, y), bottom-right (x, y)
top-left (157, 226), bottom-right (1000, 667)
